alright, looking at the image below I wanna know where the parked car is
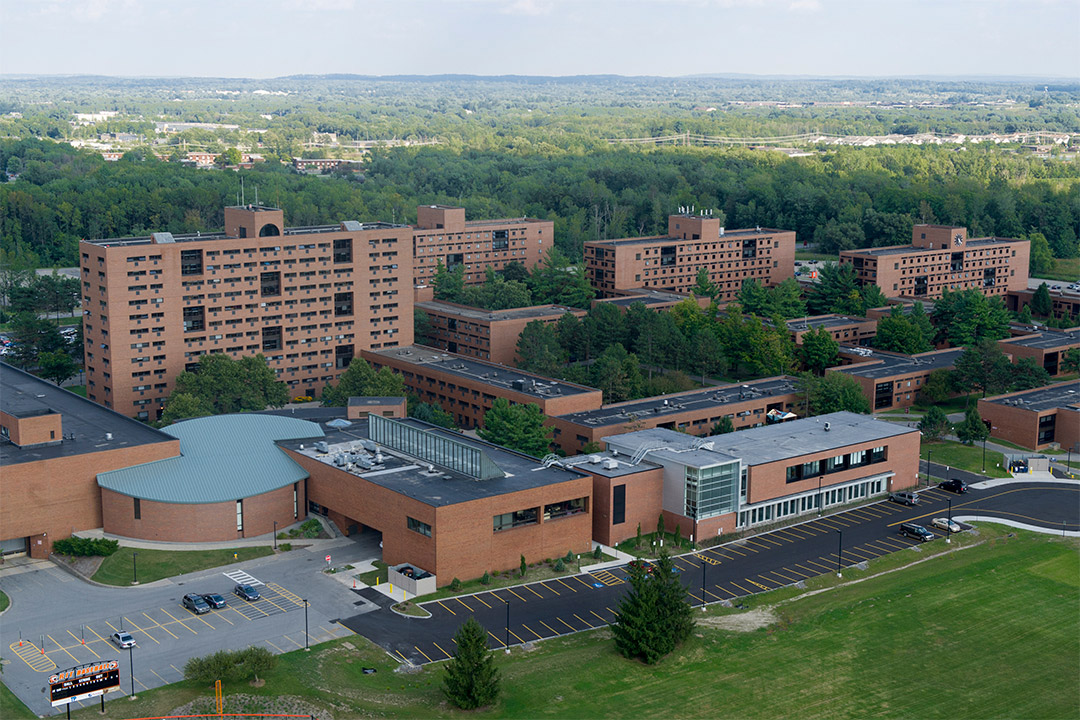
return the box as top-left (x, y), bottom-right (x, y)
top-left (1051, 285), bottom-right (1062, 291)
top-left (938, 479), bottom-right (968, 494)
top-left (627, 559), bottom-right (655, 575)
top-left (111, 631), bottom-right (136, 649)
top-left (900, 523), bottom-right (935, 542)
top-left (932, 517), bottom-right (962, 533)
top-left (201, 593), bottom-right (227, 609)
top-left (234, 584), bottom-right (261, 601)
top-left (889, 491), bottom-right (920, 506)
top-left (182, 593), bottom-right (210, 614)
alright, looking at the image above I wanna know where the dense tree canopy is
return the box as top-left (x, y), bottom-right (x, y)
top-left (163, 353), bottom-right (288, 424)
top-left (321, 358), bottom-right (406, 407)
top-left (477, 398), bottom-right (553, 457)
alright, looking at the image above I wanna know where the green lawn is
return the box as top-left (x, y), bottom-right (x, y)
top-left (794, 251), bottom-right (839, 262)
top-left (0, 681), bottom-right (35, 720)
top-left (91, 546), bottom-right (274, 586)
top-left (910, 392), bottom-right (979, 415)
top-left (0, 589), bottom-right (8, 612)
top-left (60, 526), bottom-right (1078, 720)
top-left (1038, 257), bottom-right (1080, 284)
top-left (922, 440), bottom-right (1011, 478)
top-left (67, 384), bottom-right (87, 397)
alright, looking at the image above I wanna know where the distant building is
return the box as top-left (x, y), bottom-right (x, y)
top-left (584, 212), bottom-right (796, 300)
top-left (840, 225), bottom-right (1030, 300)
top-left (1006, 287), bottom-right (1080, 319)
top-left (978, 382), bottom-right (1080, 451)
top-left (997, 328), bottom-right (1080, 377)
top-left (783, 314), bottom-right (877, 346)
top-left (826, 348), bottom-right (965, 412)
top-left (592, 287), bottom-right (711, 312)
top-left (346, 396), bottom-right (407, 420)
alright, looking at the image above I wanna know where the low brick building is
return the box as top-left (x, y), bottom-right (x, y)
top-left (593, 287), bottom-right (712, 312)
top-left (347, 396), bottom-right (407, 420)
top-left (0, 363), bottom-right (180, 559)
top-left (978, 382), bottom-right (1080, 451)
top-left (784, 314), bottom-right (877, 346)
top-left (997, 328), bottom-right (1079, 377)
top-left (826, 348), bottom-right (965, 412)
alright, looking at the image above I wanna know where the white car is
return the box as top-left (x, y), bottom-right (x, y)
top-left (931, 517), bottom-right (961, 534)
top-left (111, 631), bottom-right (136, 648)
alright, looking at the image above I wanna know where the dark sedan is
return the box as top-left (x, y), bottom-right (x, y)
top-left (233, 584), bottom-right (261, 601)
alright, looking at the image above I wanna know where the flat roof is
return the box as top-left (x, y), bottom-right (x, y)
top-left (348, 396), bottom-right (406, 406)
top-left (557, 450), bottom-right (662, 478)
top-left (366, 345), bottom-right (598, 399)
top-left (843, 236), bottom-right (1023, 257)
top-left (1001, 329), bottom-right (1080, 351)
top-left (832, 348), bottom-right (964, 380)
top-left (601, 289), bottom-right (698, 307)
top-left (786, 315), bottom-right (872, 331)
top-left (557, 376), bottom-right (799, 428)
top-left (416, 301), bottom-right (580, 323)
top-left (83, 220), bottom-right (409, 247)
top-left (985, 382), bottom-right (1080, 413)
top-left (589, 227), bottom-right (788, 247)
top-left (279, 417), bottom-right (589, 507)
top-left (0, 362), bottom-right (176, 466)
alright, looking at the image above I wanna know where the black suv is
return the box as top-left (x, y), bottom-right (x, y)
top-left (182, 593), bottom-right (210, 614)
top-left (938, 479), bottom-right (969, 494)
top-left (900, 523), bottom-right (935, 542)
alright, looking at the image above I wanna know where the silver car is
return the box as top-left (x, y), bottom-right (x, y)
top-left (932, 517), bottom-right (961, 533)
top-left (111, 631), bottom-right (135, 648)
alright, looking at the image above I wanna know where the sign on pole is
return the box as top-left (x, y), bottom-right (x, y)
top-left (49, 660), bottom-right (121, 707)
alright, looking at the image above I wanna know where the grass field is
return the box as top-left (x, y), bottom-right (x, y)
top-left (922, 440), bottom-right (1010, 478)
top-left (794, 251), bottom-right (839, 262)
top-left (0, 589), bottom-right (8, 612)
top-left (51, 525), bottom-right (1078, 720)
top-left (910, 393), bottom-right (979, 415)
top-left (67, 384), bottom-right (87, 397)
top-left (1037, 257), bottom-right (1080, 284)
top-left (92, 546), bottom-right (274, 586)
top-left (0, 681), bottom-right (35, 720)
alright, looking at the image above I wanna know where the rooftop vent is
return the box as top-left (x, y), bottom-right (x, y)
top-left (602, 458), bottom-right (619, 470)
top-left (105, 432), bottom-right (113, 440)
top-left (588, 454), bottom-right (602, 464)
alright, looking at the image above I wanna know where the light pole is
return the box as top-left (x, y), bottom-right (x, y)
top-left (131, 551), bottom-right (138, 585)
top-left (128, 644), bottom-right (136, 699)
top-left (700, 557), bottom-right (707, 612)
top-left (835, 529), bottom-right (843, 578)
top-left (925, 449), bottom-right (933, 486)
top-left (503, 597), bottom-right (511, 654)
top-left (981, 436), bottom-right (987, 473)
top-left (303, 599), bottom-right (309, 651)
top-left (946, 498), bottom-right (952, 544)
top-left (273, 521), bottom-right (278, 551)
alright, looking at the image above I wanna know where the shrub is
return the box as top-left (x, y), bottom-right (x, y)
top-left (299, 519), bottom-right (322, 538)
top-left (480, 571), bottom-right (491, 585)
top-left (564, 550), bottom-right (574, 563)
top-left (279, 543), bottom-right (292, 552)
top-left (52, 537), bottom-right (119, 557)
top-left (554, 559), bottom-right (565, 572)
top-left (450, 577), bottom-right (463, 591)
top-left (184, 647), bottom-right (276, 684)
top-left (276, 532), bottom-right (288, 540)
top-left (593, 545), bottom-right (603, 559)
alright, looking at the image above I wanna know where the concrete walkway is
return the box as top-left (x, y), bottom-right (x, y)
top-left (73, 519), bottom-right (352, 553)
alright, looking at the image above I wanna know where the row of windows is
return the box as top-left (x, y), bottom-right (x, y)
top-left (493, 497), bottom-right (590, 532)
top-left (739, 477), bottom-right (886, 529)
top-left (785, 446), bottom-right (887, 483)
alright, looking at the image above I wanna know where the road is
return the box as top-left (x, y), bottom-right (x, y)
top-left (341, 481), bottom-right (1079, 666)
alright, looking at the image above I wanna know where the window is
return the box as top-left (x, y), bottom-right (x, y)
top-left (333, 238), bottom-right (352, 263)
top-left (660, 246), bottom-right (677, 267)
top-left (180, 249), bottom-right (203, 275)
top-left (262, 326), bottom-right (282, 351)
top-left (493, 507), bottom-right (539, 532)
top-left (544, 497), bottom-right (588, 521)
top-left (612, 484), bottom-right (626, 525)
top-left (334, 292), bottom-right (354, 316)
top-left (133, 498), bottom-right (141, 520)
top-left (236, 500), bottom-right (243, 532)
top-left (183, 306), bottom-right (205, 333)
top-left (293, 482), bottom-right (299, 519)
top-left (492, 229), bottom-right (509, 251)
top-left (407, 516), bottom-right (432, 537)
top-left (260, 271), bottom-right (281, 297)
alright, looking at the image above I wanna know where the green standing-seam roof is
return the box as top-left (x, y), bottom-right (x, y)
top-left (97, 414), bottom-right (324, 504)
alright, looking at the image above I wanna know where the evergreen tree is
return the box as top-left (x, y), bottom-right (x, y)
top-left (709, 416), bottom-right (735, 435)
top-left (556, 311), bottom-right (588, 362)
top-left (653, 549), bottom-right (694, 649)
top-left (515, 320), bottom-right (566, 377)
top-left (322, 357), bottom-right (405, 407)
top-left (408, 401), bottom-right (457, 429)
top-left (918, 369), bottom-right (954, 404)
top-left (432, 260), bottom-right (465, 303)
top-left (691, 329), bottom-right (727, 385)
top-left (918, 405), bottom-right (951, 442)
top-left (1031, 282), bottom-right (1053, 317)
top-left (955, 406), bottom-right (990, 445)
top-left (1062, 348), bottom-right (1080, 375)
top-left (692, 267), bottom-right (718, 300)
top-left (590, 344), bottom-right (644, 403)
top-left (1010, 357), bottom-right (1052, 391)
top-left (477, 398), bottom-right (552, 457)
top-left (442, 617), bottom-right (500, 710)
top-left (612, 549), bottom-right (693, 664)
top-left (952, 340), bottom-right (1012, 397)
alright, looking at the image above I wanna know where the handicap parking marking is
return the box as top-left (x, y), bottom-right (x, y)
top-left (696, 552), bottom-right (722, 566)
top-left (264, 582), bottom-right (305, 606)
top-left (590, 569), bottom-right (623, 586)
top-left (9, 640), bottom-right (57, 672)
top-left (223, 569), bottom-right (264, 587)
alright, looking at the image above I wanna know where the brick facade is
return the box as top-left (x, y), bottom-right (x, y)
top-left (586, 465), bottom-right (664, 546)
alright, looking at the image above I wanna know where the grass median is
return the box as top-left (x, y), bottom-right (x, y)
top-left (922, 439), bottom-right (1010, 478)
top-left (91, 546), bottom-right (274, 586)
top-left (63, 525), bottom-right (1078, 719)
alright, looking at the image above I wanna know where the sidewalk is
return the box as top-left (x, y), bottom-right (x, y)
top-left (74, 525), bottom-right (355, 553)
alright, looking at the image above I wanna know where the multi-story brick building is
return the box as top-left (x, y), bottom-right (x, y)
top-left (416, 301), bottom-right (585, 366)
top-left (978, 382), bottom-right (1080, 451)
top-left (826, 347), bottom-right (965, 412)
top-left (361, 345), bottom-right (603, 429)
top-left (998, 328), bottom-right (1079, 377)
top-left (550, 376), bottom-right (802, 455)
top-left (584, 213), bottom-right (796, 300)
top-left (840, 225), bottom-right (1030, 300)
top-left (80, 204), bottom-right (415, 419)
top-left (411, 205), bottom-right (552, 301)
top-left (1006, 287), bottom-right (1080, 319)
top-left (783, 314), bottom-right (877, 346)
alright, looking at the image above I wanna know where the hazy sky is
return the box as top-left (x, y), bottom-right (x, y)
top-left (2, 0), bottom-right (1077, 78)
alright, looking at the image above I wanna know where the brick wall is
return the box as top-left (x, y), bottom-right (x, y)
top-left (0, 410), bottom-right (62, 446)
top-left (588, 466), bottom-right (664, 546)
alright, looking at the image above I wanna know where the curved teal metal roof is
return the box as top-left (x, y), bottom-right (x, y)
top-left (97, 414), bottom-right (324, 504)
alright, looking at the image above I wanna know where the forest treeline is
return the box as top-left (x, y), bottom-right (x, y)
top-left (1, 137), bottom-right (1077, 267)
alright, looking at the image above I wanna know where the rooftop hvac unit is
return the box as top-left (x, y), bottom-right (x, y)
top-left (602, 459), bottom-right (619, 470)
top-left (315, 441), bottom-right (329, 453)
top-left (588, 454), bottom-right (602, 464)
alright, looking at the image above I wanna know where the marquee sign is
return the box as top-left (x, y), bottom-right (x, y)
top-left (49, 660), bottom-right (121, 707)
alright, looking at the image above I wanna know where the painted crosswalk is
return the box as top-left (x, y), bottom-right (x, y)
top-left (223, 569), bottom-right (263, 586)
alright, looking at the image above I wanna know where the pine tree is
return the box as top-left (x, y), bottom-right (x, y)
top-left (918, 405), bottom-right (951, 442)
top-left (653, 550), bottom-right (694, 652)
top-left (611, 558), bottom-right (663, 663)
top-left (442, 617), bottom-right (500, 709)
top-left (956, 406), bottom-right (990, 445)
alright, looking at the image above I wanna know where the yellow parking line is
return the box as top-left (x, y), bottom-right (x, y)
top-left (713, 585), bottom-right (736, 598)
top-left (794, 563), bottom-right (821, 576)
top-left (135, 676), bottom-right (148, 691)
top-left (781, 566), bottom-right (810, 579)
top-left (785, 525), bottom-right (818, 537)
top-left (144, 613), bottom-right (179, 639)
top-left (506, 588), bottom-right (527, 603)
top-left (46, 635), bottom-right (79, 663)
top-left (774, 528), bottom-right (806, 540)
top-left (804, 559), bottom-right (833, 571)
top-left (150, 668), bottom-right (168, 685)
top-left (67, 629), bottom-right (100, 658)
top-left (85, 625), bottom-right (109, 644)
top-left (319, 625), bottom-right (339, 639)
top-left (267, 583), bottom-right (305, 606)
top-left (556, 578), bottom-right (577, 593)
top-left (843, 547), bottom-right (875, 561)
top-left (753, 576), bottom-right (779, 590)
top-left (858, 506), bottom-right (889, 517)
top-left (557, 617), bottom-right (576, 632)
top-left (573, 613), bottom-right (593, 628)
top-left (472, 594), bottom-right (492, 609)
top-left (590, 609), bottom-right (608, 624)
top-left (769, 569), bottom-right (799, 583)
top-left (437, 601), bottom-right (457, 616)
top-left (170, 664), bottom-right (183, 677)
top-left (856, 545), bottom-right (884, 557)
top-left (230, 604), bottom-right (256, 620)
top-left (877, 537), bottom-right (911, 550)
top-left (487, 630), bottom-right (506, 648)
top-left (257, 595), bottom-right (290, 613)
top-left (282, 634), bottom-right (303, 649)
top-left (264, 639), bottom-right (285, 653)
top-left (105, 620), bottom-right (121, 634)
top-left (735, 542), bottom-right (760, 553)
top-left (123, 618), bottom-right (159, 644)
top-left (540, 582), bottom-right (560, 596)
top-left (723, 545), bottom-right (748, 556)
top-left (704, 587), bottom-right (726, 600)
top-left (521, 623), bottom-right (543, 640)
top-left (673, 558), bottom-right (695, 572)
top-left (571, 575), bottom-right (593, 589)
top-left (414, 645), bottom-right (433, 663)
top-left (757, 534), bottom-right (788, 546)
top-left (729, 580), bottom-right (753, 595)
top-left (509, 629), bottom-right (525, 644)
top-left (433, 641), bottom-right (453, 659)
top-left (539, 619), bottom-right (561, 636)
top-left (605, 606), bottom-right (618, 617)
top-left (817, 516), bottom-right (851, 529)
top-left (209, 609), bottom-right (233, 625)
top-left (161, 609), bottom-right (198, 634)
top-left (686, 590), bottom-right (703, 603)
top-left (394, 650), bottom-right (410, 663)
top-left (525, 584), bottom-right (544, 598)
top-left (456, 597), bottom-right (474, 612)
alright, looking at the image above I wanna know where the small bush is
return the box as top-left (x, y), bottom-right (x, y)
top-left (276, 532), bottom-right (288, 539)
top-left (52, 537), bottom-right (119, 557)
top-left (279, 543), bottom-right (292, 552)
top-left (564, 550), bottom-right (574, 563)
top-left (450, 577), bottom-right (463, 591)
top-left (593, 545), bottom-right (603, 559)
top-left (299, 519), bottom-right (321, 538)
top-left (554, 559), bottom-right (565, 572)
top-left (493, 570), bottom-right (501, 577)
top-left (480, 572), bottom-right (490, 585)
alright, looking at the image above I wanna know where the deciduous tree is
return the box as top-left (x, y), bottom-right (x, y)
top-left (515, 320), bottom-right (566, 377)
top-left (322, 357), bottom-right (405, 407)
top-left (798, 326), bottom-right (840, 375)
top-left (955, 406), bottom-right (989, 445)
top-left (477, 398), bottom-right (552, 457)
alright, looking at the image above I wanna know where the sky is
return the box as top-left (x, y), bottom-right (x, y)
top-left (1, 0), bottom-right (1077, 79)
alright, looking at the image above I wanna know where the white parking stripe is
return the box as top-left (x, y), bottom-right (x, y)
top-left (223, 569), bottom-right (263, 586)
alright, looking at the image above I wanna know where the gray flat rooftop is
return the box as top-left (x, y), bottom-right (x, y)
top-left (602, 289), bottom-right (698, 307)
top-left (589, 227), bottom-right (787, 247)
top-left (557, 376), bottom-right (799, 428)
top-left (83, 221), bottom-right (408, 247)
top-left (366, 345), bottom-right (598, 400)
top-left (557, 451), bottom-right (662, 478)
top-left (348, 396), bottom-right (406, 407)
top-left (416, 301), bottom-right (580, 323)
top-left (1001, 329), bottom-right (1080, 351)
top-left (985, 382), bottom-right (1080, 413)
top-left (0, 363), bottom-right (176, 466)
top-left (704, 411), bottom-right (919, 466)
top-left (832, 348), bottom-right (964, 380)
top-left (278, 417), bottom-right (589, 507)
top-left (844, 236), bottom-right (1022, 257)
top-left (786, 315), bottom-right (873, 331)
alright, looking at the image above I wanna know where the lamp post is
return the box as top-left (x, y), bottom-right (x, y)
top-left (701, 556), bottom-right (707, 612)
top-left (128, 644), bottom-right (136, 699)
top-left (131, 551), bottom-right (138, 585)
top-left (981, 436), bottom-right (987, 473)
top-left (925, 449), bottom-right (932, 485)
top-left (273, 521), bottom-right (278, 551)
top-left (303, 599), bottom-right (309, 651)
top-left (503, 596), bottom-right (511, 654)
top-left (835, 529), bottom-right (843, 578)
top-left (946, 498), bottom-right (952, 544)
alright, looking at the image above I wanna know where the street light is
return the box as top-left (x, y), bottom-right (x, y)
top-left (132, 551), bottom-right (138, 585)
top-left (273, 521), bottom-right (278, 551)
top-left (303, 599), bottom-right (310, 651)
top-left (700, 556), bottom-right (707, 612)
top-left (128, 644), bottom-right (136, 699)
top-left (503, 596), bottom-right (511, 654)
top-left (925, 449), bottom-right (933, 486)
top-left (835, 529), bottom-right (843, 578)
top-left (981, 436), bottom-right (987, 473)
top-left (946, 498), bottom-right (952, 544)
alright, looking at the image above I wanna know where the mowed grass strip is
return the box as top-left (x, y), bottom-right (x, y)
top-left (58, 527), bottom-right (1078, 719)
top-left (0, 679), bottom-right (36, 720)
top-left (91, 546), bottom-right (273, 586)
top-left (922, 440), bottom-right (1011, 478)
